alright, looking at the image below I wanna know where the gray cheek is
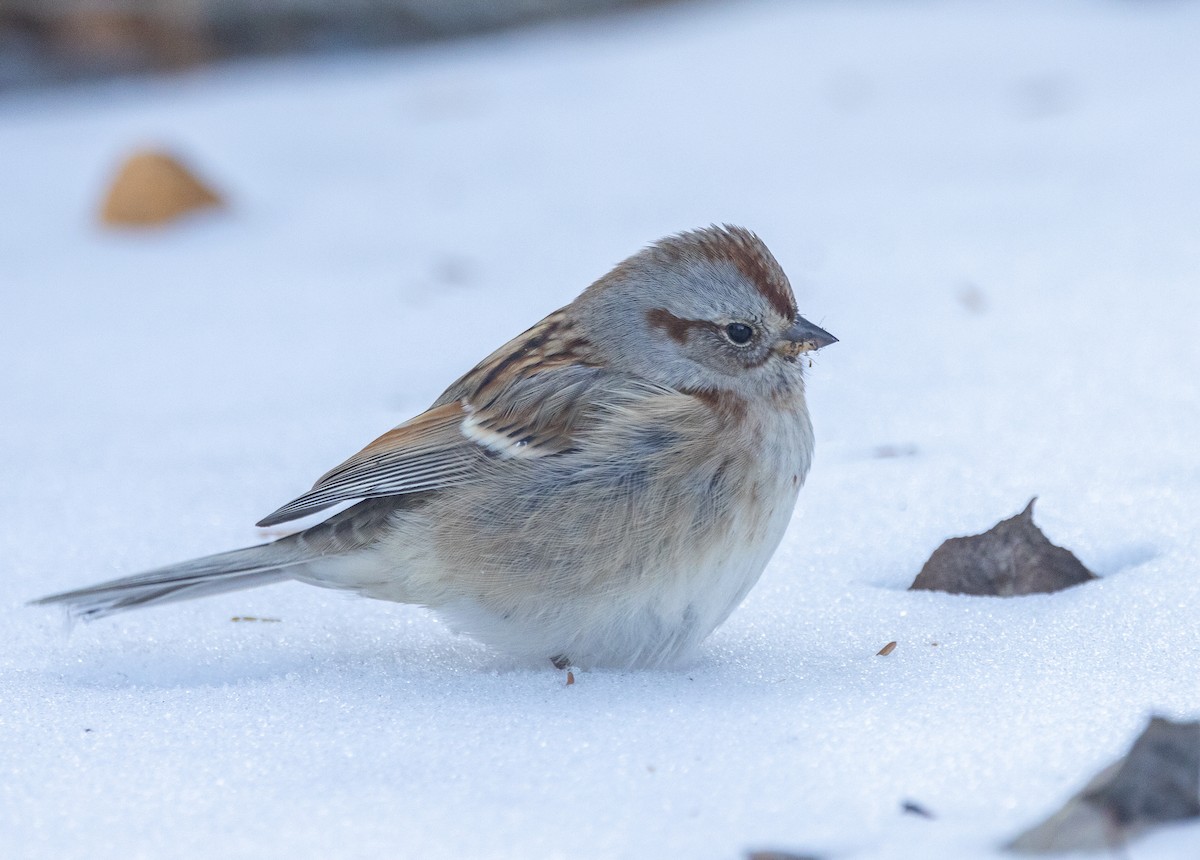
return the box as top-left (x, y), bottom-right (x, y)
top-left (683, 333), bottom-right (773, 379)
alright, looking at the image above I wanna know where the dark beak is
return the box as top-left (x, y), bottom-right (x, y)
top-left (778, 315), bottom-right (837, 356)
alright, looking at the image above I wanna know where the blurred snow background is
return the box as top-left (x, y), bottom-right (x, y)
top-left (1, 0), bottom-right (1199, 857)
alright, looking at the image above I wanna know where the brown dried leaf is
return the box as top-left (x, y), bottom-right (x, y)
top-left (1007, 717), bottom-right (1200, 853)
top-left (911, 498), bottom-right (1096, 596)
top-left (100, 149), bottom-right (223, 227)
top-left (877, 641), bottom-right (898, 656)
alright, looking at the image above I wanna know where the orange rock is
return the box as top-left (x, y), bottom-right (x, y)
top-left (99, 150), bottom-right (224, 226)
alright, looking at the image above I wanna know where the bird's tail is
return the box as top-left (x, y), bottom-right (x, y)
top-left (31, 542), bottom-right (304, 621)
top-left (32, 498), bottom-right (400, 622)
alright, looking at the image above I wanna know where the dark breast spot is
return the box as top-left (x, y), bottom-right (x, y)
top-left (638, 427), bottom-right (683, 452)
top-left (708, 458), bottom-right (730, 496)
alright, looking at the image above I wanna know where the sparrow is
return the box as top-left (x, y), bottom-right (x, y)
top-left (35, 226), bottom-right (836, 669)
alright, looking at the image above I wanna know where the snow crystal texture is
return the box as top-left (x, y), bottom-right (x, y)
top-left (1, 1), bottom-right (1198, 858)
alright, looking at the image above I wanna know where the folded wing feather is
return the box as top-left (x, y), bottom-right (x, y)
top-left (256, 353), bottom-right (668, 528)
top-left (255, 402), bottom-right (480, 526)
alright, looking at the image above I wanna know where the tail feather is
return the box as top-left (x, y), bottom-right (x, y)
top-left (32, 498), bottom-right (403, 622)
top-left (32, 543), bottom-right (303, 621)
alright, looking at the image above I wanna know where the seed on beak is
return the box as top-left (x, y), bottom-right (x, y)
top-left (777, 316), bottom-right (837, 357)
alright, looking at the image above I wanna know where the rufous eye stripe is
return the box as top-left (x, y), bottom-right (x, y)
top-left (644, 308), bottom-right (720, 344)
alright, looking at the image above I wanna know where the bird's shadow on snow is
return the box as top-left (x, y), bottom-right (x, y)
top-left (39, 618), bottom-right (841, 699)
top-left (47, 634), bottom-right (500, 691)
top-left (30, 584), bottom-right (865, 694)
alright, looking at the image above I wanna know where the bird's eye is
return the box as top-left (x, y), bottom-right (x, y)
top-left (725, 322), bottom-right (754, 345)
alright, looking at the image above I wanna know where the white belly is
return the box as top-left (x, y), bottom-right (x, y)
top-left (433, 411), bottom-right (813, 668)
top-left (337, 397), bottom-right (816, 668)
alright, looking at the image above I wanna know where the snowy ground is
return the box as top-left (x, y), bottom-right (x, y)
top-left (2, 1), bottom-right (1199, 857)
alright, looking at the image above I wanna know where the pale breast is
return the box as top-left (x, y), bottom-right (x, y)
top-left (406, 390), bottom-right (815, 667)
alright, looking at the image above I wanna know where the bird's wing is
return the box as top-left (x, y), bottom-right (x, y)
top-left (255, 402), bottom-right (480, 526)
top-left (257, 309), bottom-right (659, 527)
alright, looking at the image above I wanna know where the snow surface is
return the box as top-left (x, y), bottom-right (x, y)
top-left (2, 1), bottom-right (1199, 857)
